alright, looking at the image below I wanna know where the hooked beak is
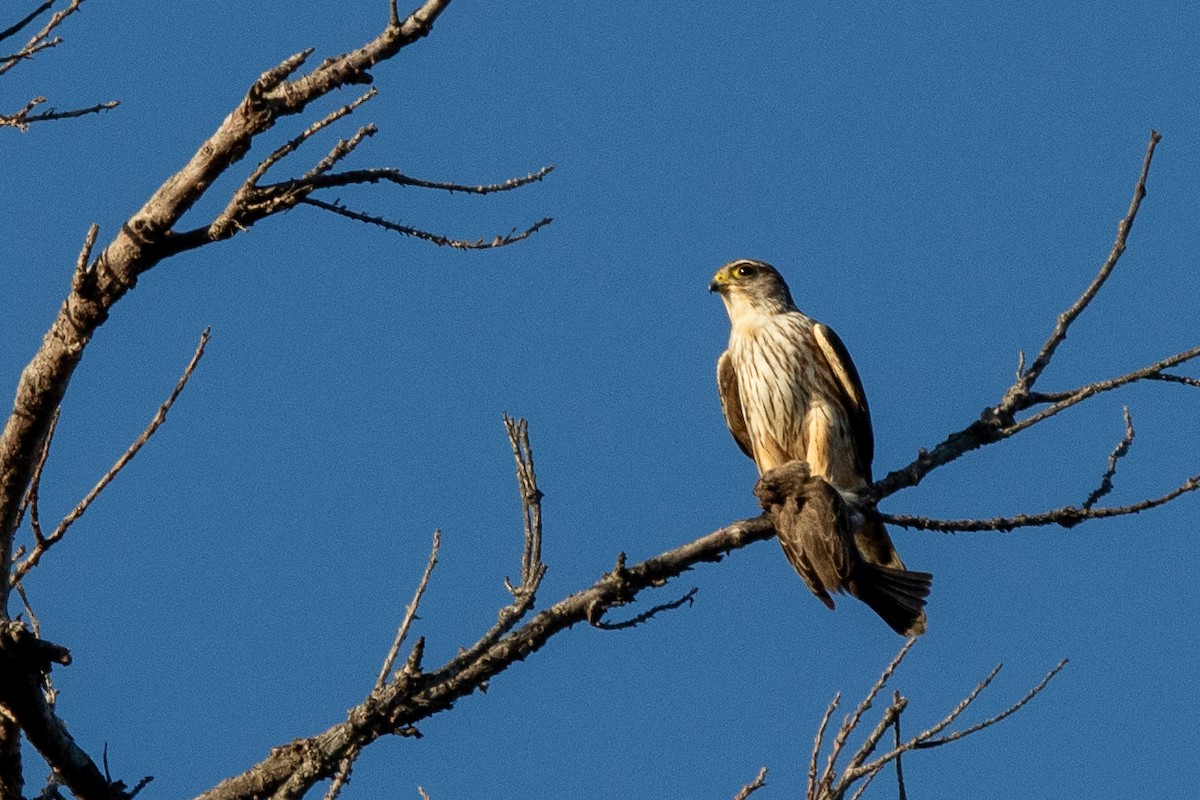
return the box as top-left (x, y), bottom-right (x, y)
top-left (708, 269), bottom-right (729, 294)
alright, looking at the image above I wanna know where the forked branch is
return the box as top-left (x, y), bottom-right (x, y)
top-left (872, 130), bottom-right (1200, 533)
top-left (810, 643), bottom-right (1066, 800)
top-left (0, 1), bottom-right (120, 131)
top-left (12, 329), bottom-right (210, 584)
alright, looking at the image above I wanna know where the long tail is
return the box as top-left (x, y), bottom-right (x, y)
top-left (849, 563), bottom-right (932, 636)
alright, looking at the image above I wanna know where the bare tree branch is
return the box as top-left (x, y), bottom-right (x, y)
top-left (0, 5), bottom-right (554, 794)
top-left (1083, 407), bottom-right (1135, 510)
top-left (0, 2), bottom-right (55, 45)
top-left (807, 692), bottom-right (838, 800)
top-left (807, 645), bottom-right (1066, 800)
top-left (915, 659), bottom-right (1069, 749)
top-left (733, 767), bottom-right (768, 800)
top-left (12, 329), bottom-right (210, 584)
top-left (0, 0), bottom-right (84, 76)
top-left (0, 1), bottom-right (118, 133)
top-left (299, 197), bottom-right (553, 250)
top-left (0, 622), bottom-right (119, 800)
top-left (0, 98), bottom-right (119, 131)
top-left (377, 529), bottom-right (442, 689)
top-left (0, 0), bottom-right (478, 618)
top-left (191, 477), bottom-right (775, 800)
top-left (997, 130), bottom-right (1162, 414)
top-left (890, 691), bottom-right (908, 800)
top-left (1147, 372), bottom-right (1200, 389)
top-left (882, 469), bottom-right (1200, 533)
top-left (873, 130), bottom-right (1165, 503)
top-left (818, 639), bottom-right (914, 798)
top-left (590, 586), bottom-right (698, 630)
top-left (294, 164), bottom-right (557, 195)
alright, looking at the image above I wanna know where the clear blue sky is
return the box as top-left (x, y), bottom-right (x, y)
top-left (5, 1), bottom-right (1200, 797)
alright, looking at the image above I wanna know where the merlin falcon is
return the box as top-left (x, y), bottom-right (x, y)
top-left (710, 259), bottom-right (931, 635)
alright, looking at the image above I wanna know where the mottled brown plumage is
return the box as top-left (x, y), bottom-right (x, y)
top-left (710, 259), bottom-right (931, 635)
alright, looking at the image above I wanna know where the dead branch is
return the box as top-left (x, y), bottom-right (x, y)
top-left (806, 693), bottom-right (838, 800)
top-left (188, 425), bottom-right (776, 800)
top-left (733, 767), bottom-right (768, 800)
top-left (0, 0), bottom-right (84, 76)
top-left (590, 586), bottom-right (698, 630)
top-left (817, 640), bottom-right (914, 798)
top-left (869, 130), bottom-right (1200, 539)
top-left (882, 468), bottom-right (1200, 532)
top-left (0, 3), bottom-right (551, 794)
top-left (1083, 407), bottom-right (1135, 510)
top-left (0, 2), bottom-right (55, 45)
top-left (376, 529), bottom-right (442, 688)
top-left (873, 131), bottom-right (1168, 504)
top-left (299, 198), bottom-right (554, 250)
top-left (291, 164), bottom-right (557, 195)
top-left (1000, 131), bottom-right (1161, 410)
top-left (809, 644), bottom-right (1066, 800)
top-left (889, 690), bottom-right (907, 800)
top-left (12, 329), bottom-right (210, 584)
top-left (0, 99), bottom-right (119, 131)
top-left (0, 0), bottom-right (544, 624)
top-left (0, 1), bottom-right (118, 133)
top-left (0, 622), bottom-right (120, 800)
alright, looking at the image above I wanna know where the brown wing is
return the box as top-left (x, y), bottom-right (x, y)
top-left (812, 323), bottom-right (874, 480)
top-left (716, 350), bottom-right (754, 460)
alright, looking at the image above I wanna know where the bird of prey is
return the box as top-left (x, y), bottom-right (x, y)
top-left (710, 259), bottom-right (931, 635)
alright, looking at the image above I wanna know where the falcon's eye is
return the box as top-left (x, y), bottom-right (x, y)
top-left (734, 264), bottom-right (755, 278)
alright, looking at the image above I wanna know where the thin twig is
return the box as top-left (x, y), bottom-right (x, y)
top-left (502, 413), bottom-right (545, 596)
top-left (807, 693), bottom-right (839, 800)
top-left (127, 776), bottom-right (155, 799)
top-left (72, 223), bottom-right (99, 283)
top-left (915, 659), bottom-right (1068, 748)
top-left (591, 586), bottom-right (698, 630)
top-left (300, 197), bottom-right (552, 249)
top-left (376, 529), bottom-right (441, 688)
top-left (1148, 372), bottom-right (1200, 389)
top-left (304, 125), bottom-right (377, 179)
top-left (883, 471), bottom-right (1200, 533)
top-left (733, 767), bottom-right (768, 800)
top-left (844, 664), bottom-right (1004, 782)
top-left (844, 693), bottom-right (907, 775)
top-left (0, 2), bottom-right (55, 45)
top-left (14, 582), bottom-right (40, 638)
top-left (0, 99), bottom-right (119, 130)
top-left (846, 770), bottom-right (876, 800)
top-left (999, 130), bottom-right (1161, 412)
top-left (819, 639), bottom-right (914, 797)
top-left (19, 407), bottom-right (58, 544)
top-left (1083, 407), bottom-right (1135, 510)
top-left (12, 329), bottom-right (211, 582)
top-left (0, 0), bottom-right (85, 76)
top-left (296, 164), bottom-right (556, 195)
top-left (322, 748), bottom-right (358, 800)
top-left (424, 417), bottom-right (549, 692)
top-left (247, 88), bottom-right (377, 185)
top-left (1003, 344), bottom-right (1200, 437)
top-left (892, 691), bottom-right (907, 800)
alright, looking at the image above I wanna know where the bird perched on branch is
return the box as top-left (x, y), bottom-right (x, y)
top-left (709, 259), bottom-right (931, 635)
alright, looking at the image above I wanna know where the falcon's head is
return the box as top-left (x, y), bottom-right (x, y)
top-left (709, 259), bottom-right (798, 318)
